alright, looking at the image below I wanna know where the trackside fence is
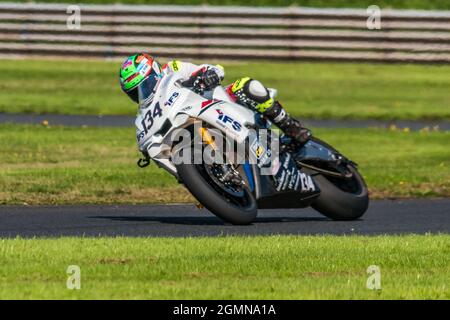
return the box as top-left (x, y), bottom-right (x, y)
top-left (0, 3), bottom-right (450, 62)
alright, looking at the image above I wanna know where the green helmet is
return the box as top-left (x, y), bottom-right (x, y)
top-left (119, 53), bottom-right (162, 103)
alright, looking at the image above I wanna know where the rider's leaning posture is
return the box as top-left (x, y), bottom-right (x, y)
top-left (119, 53), bottom-right (311, 156)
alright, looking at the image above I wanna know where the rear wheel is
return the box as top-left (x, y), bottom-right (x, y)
top-left (298, 137), bottom-right (369, 220)
top-left (311, 164), bottom-right (369, 220)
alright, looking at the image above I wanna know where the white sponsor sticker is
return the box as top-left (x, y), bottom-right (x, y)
top-left (137, 58), bottom-right (150, 76)
top-left (139, 63), bottom-right (150, 76)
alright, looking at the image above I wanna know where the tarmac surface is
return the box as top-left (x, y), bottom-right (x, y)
top-left (1, 112), bottom-right (449, 130)
top-left (0, 199), bottom-right (448, 238)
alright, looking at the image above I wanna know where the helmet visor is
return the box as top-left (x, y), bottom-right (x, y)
top-left (137, 72), bottom-right (160, 105)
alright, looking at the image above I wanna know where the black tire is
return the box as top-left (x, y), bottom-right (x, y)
top-left (311, 165), bottom-right (369, 220)
top-left (176, 163), bottom-right (258, 225)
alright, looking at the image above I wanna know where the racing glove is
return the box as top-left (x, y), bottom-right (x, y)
top-left (182, 68), bottom-right (222, 93)
top-left (200, 68), bottom-right (221, 88)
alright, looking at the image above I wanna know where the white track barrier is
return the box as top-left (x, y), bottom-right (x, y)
top-left (0, 2), bottom-right (449, 62)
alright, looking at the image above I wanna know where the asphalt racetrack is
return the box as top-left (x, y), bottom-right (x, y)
top-left (1, 113), bottom-right (449, 131)
top-left (0, 199), bottom-right (448, 238)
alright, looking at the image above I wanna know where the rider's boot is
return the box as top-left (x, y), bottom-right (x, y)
top-left (263, 101), bottom-right (311, 147)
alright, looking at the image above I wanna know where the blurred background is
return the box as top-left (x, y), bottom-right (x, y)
top-left (0, 0), bottom-right (448, 205)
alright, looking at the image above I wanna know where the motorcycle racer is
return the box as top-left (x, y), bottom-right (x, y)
top-left (119, 53), bottom-right (311, 154)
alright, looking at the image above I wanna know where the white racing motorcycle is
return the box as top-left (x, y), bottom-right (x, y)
top-left (136, 72), bottom-right (369, 225)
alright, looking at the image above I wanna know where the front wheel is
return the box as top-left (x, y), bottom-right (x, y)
top-left (176, 163), bottom-right (257, 225)
top-left (311, 164), bottom-right (369, 220)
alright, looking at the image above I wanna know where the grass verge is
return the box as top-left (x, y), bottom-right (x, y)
top-left (0, 124), bottom-right (448, 204)
top-left (0, 235), bottom-right (448, 299)
top-left (1, 59), bottom-right (449, 120)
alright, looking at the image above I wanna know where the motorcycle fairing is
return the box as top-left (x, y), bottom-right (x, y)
top-left (137, 74), bottom-right (259, 176)
top-left (295, 139), bottom-right (340, 163)
top-left (137, 74), bottom-right (320, 209)
top-left (246, 134), bottom-right (321, 209)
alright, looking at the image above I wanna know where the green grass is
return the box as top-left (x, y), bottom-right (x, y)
top-left (4, 0), bottom-right (450, 10)
top-left (0, 124), bottom-right (448, 205)
top-left (0, 235), bottom-right (448, 299)
top-left (1, 59), bottom-right (449, 120)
